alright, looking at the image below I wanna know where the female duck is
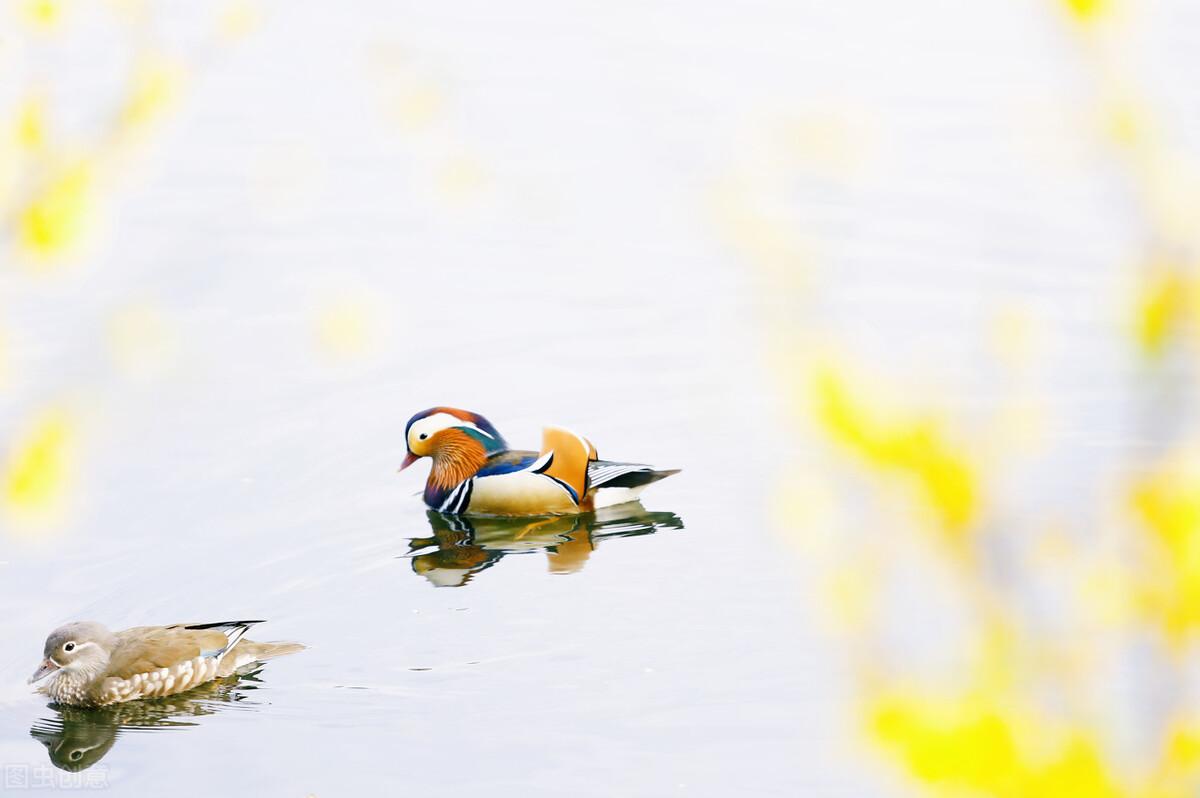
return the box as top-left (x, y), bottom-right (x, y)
top-left (400, 406), bottom-right (678, 516)
top-left (29, 620), bottom-right (302, 707)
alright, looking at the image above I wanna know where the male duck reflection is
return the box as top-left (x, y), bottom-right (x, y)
top-left (409, 505), bottom-right (685, 587)
top-left (400, 407), bottom-right (679, 516)
top-left (28, 620), bottom-right (302, 707)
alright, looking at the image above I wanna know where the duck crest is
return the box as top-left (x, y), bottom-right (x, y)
top-left (406, 407), bottom-right (507, 449)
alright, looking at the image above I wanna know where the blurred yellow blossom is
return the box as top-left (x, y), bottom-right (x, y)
top-left (811, 366), bottom-right (980, 543)
top-left (1133, 264), bottom-right (1193, 356)
top-left (1108, 102), bottom-right (1143, 148)
top-left (388, 83), bottom-right (444, 133)
top-left (437, 154), bottom-right (488, 203)
top-left (1079, 559), bottom-right (1137, 626)
top-left (218, 0), bottom-right (261, 40)
top-left (16, 160), bottom-right (95, 262)
top-left (1131, 450), bottom-right (1200, 641)
top-left (121, 56), bottom-right (184, 130)
top-left (16, 97), bottom-right (46, 151)
top-left (823, 561), bottom-right (876, 630)
top-left (4, 409), bottom-right (75, 518)
top-left (871, 689), bottom-right (1119, 797)
top-left (1063, 0), bottom-right (1109, 24)
top-left (314, 296), bottom-right (378, 360)
top-left (19, 0), bottom-right (62, 29)
top-left (1165, 722), bottom-right (1200, 772)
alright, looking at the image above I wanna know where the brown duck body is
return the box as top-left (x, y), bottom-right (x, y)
top-left (36, 621), bottom-right (303, 707)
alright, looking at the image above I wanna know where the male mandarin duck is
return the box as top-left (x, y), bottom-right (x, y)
top-left (400, 406), bottom-right (679, 516)
top-left (29, 620), bottom-right (303, 707)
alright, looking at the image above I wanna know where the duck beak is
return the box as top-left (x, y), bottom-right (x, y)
top-left (398, 452), bottom-right (420, 472)
top-left (28, 659), bottom-right (58, 684)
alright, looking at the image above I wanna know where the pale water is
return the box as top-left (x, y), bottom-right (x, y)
top-left (3, 0), bottom-right (1199, 795)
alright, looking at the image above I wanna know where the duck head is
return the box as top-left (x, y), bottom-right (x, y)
top-left (400, 407), bottom-right (508, 485)
top-left (30, 622), bottom-right (115, 685)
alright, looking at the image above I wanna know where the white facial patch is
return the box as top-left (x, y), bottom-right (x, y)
top-left (408, 412), bottom-right (492, 450)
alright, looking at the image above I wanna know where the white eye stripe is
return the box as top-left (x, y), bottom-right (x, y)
top-left (408, 414), bottom-right (492, 446)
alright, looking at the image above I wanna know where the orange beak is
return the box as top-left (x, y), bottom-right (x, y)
top-left (398, 452), bottom-right (420, 472)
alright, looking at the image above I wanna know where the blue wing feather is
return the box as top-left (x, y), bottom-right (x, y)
top-left (476, 450), bottom-right (538, 478)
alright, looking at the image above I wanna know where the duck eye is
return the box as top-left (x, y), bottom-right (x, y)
top-left (419, 433), bottom-right (428, 440)
top-left (70, 750), bottom-right (83, 761)
top-left (63, 642), bottom-right (76, 652)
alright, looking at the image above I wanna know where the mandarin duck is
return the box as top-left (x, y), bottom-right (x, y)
top-left (399, 407), bottom-right (679, 516)
top-left (29, 620), bottom-right (303, 707)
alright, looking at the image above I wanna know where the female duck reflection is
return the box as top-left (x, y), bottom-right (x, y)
top-left (29, 671), bottom-right (264, 772)
top-left (407, 504), bottom-right (684, 587)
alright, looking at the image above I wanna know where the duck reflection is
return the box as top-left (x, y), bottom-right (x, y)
top-left (407, 504), bottom-right (684, 587)
top-left (29, 669), bottom-right (264, 772)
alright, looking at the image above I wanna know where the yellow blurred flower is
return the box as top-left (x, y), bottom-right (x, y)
top-left (437, 154), bottom-right (488, 203)
top-left (314, 296), bottom-right (378, 360)
top-left (16, 97), bottom-right (46, 151)
top-left (1165, 722), bottom-right (1200, 771)
top-left (1133, 264), bottom-right (1192, 357)
top-left (121, 56), bottom-right (184, 130)
top-left (4, 409), bottom-right (75, 517)
top-left (217, 0), bottom-right (261, 40)
top-left (1108, 102), bottom-right (1143, 148)
top-left (1079, 559), bottom-right (1137, 626)
top-left (19, 0), bottom-right (62, 29)
top-left (1063, 0), bottom-right (1109, 24)
top-left (1131, 450), bottom-right (1200, 641)
top-left (872, 691), bottom-right (1019, 792)
top-left (387, 83), bottom-right (444, 133)
top-left (871, 689), bottom-right (1119, 797)
top-left (16, 160), bottom-right (94, 262)
top-left (811, 366), bottom-right (981, 543)
top-left (1127, 718), bottom-right (1200, 797)
top-left (823, 561), bottom-right (877, 631)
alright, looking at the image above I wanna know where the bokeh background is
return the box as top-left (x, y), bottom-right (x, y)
top-left (3, 0), bottom-right (1200, 795)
